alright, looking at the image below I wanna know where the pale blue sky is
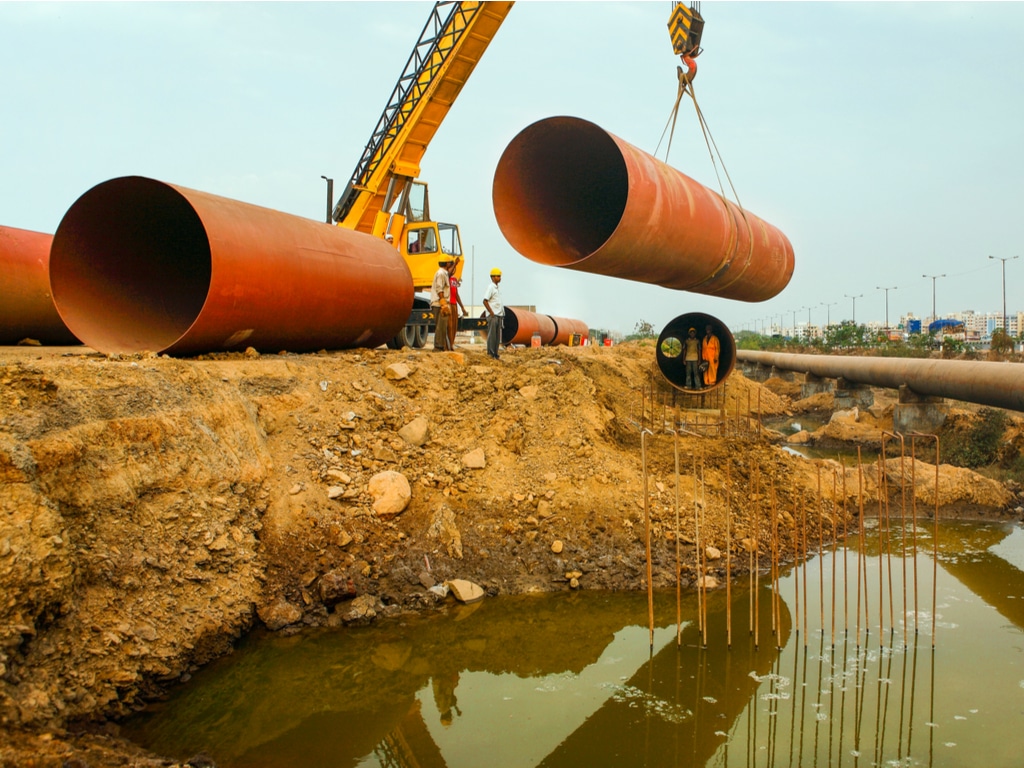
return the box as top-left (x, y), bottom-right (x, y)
top-left (3, 1), bottom-right (1023, 336)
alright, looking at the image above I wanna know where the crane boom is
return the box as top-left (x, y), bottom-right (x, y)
top-left (333, 1), bottom-right (513, 234)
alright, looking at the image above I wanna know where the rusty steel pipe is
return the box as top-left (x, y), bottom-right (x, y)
top-left (738, 350), bottom-right (1024, 413)
top-left (492, 116), bottom-right (795, 302)
top-left (0, 225), bottom-right (79, 345)
top-left (548, 315), bottom-right (590, 346)
top-left (502, 308), bottom-right (556, 346)
top-left (50, 177), bottom-right (414, 355)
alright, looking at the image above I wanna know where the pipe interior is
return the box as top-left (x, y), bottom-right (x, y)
top-left (493, 118), bottom-right (628, 266)
top-left (657, 312), bottom-right (736, 392)
top-left (51, 178), bottom-right (211, 354)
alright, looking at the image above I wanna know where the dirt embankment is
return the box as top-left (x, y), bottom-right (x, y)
top-left (1, 341), bottom-right (1020, 766)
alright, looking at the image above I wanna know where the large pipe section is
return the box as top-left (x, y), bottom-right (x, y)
top-left (502, 307), bottom-right (556, 346)
top-left (548, 315), bottom-right (589, 346)
top-left (738, 350), bottom-right (1024, 413)
top-left (657, 312), bottom-right (735, 392)
top-left (50, 177), bottom-right (414, 356)
top-left (492, 116), bottom-right (794, 302)
top-left (498, 308), bottom-right (589, 346)
top-left (0, 225), bottom-right (79, 345)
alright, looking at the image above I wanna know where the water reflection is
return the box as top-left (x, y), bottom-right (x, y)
top-left (124, 521), bottom-right (1024, 768)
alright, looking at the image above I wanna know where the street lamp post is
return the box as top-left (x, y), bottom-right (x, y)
top-left (821, 301), bottom-right (836, 328)
top-left (922, 273), bottom-right (946, 326)
top-left (845, 293), bottom-right (863, 324)
top-left (876, 285), bottom-right (897, 330)
top-left (989, 255), bottom-right (1019, 338)
top-left (320, 175), bottom-right (333, 224)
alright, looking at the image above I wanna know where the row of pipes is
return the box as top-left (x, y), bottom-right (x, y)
top-left (1, 117), bottom-right (794, 356)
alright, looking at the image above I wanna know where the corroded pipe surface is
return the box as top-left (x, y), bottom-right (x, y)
top-left (492, 116), bottom-right (794, 302)
top-left (738, 350), bottom-right (1024, 413)
top-left (50, 177), bottom-right (414, 355)
top-left (0, 225), bottom-right (79, 345)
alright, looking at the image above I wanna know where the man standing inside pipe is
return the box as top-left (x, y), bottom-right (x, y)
top-left (702, 324), bottom-right (720, 386)
top-left (482, 268), bottom-right (504, 360)
top-left (684, 326), bottom-right (702, 389)
top-left (431, 257), bottom-right (453, 351)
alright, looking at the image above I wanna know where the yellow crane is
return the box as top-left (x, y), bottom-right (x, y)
top-left (334, 2), bottom-right (512, 280)
top-left (332, 1), bottom-right (512, 348)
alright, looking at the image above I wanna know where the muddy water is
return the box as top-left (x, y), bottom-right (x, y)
top-left (124, 521), bottom-right (1024, 767)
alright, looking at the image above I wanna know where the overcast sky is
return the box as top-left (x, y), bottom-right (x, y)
top-left (3, 1), bottom-right (1023, 337)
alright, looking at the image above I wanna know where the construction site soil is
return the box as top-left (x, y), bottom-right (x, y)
top-left (2, 340), bottom-right (1022, 767)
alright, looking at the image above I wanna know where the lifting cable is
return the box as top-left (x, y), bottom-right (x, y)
top-left (655, 72), bottom-right (744, 214)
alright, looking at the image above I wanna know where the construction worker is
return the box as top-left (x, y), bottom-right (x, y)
top-left (482, 268), bottom-right (504, 360)
top-left (702, 323), bottom-right (720, 386)
top-left (447, 258), bottom-right (467, 349)
top-left (431, 257), bottom-right (453, 351)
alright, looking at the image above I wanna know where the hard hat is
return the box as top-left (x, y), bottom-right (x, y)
top-left (490, 268), bottom-right (502, 276)
top-left (439, 257), bottom-right (451, 265)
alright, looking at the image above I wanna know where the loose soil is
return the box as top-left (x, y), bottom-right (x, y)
top-left (2, 340), bottom-right (1021, 767)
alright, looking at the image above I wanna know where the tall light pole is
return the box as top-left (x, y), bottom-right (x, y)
top-left (845, 293), bottom-right (863, 324)
top-left (876, 285), bottom-right (897, 330)
top-left (320, 175), bottom-right (333, 224)
top-left (989, 255), bottom-right (1019, 337)
top-left (821, 301), bottom-right (836, 328)
top-left (922, 273), bottom-right (946, 326)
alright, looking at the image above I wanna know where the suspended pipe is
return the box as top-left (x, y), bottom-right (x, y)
top-left (49, 177), bottom-right (414, 356)
top-left (492, 116), bottom-right (794, 302)
top-left (737, 350), bottom-right (1024, 413)
top-left (0, 225), bottom-right (79, 345)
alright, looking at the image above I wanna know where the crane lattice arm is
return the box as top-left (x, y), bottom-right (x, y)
top-left (333, 1), bottom-right (513, 234)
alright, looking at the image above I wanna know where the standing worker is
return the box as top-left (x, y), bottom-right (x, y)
top-left (683, 326), bottom-right (702, 389)
top-left (482, 268), bottom-right (504, 360)
top-left (702, 323), bottom-right (720, 386)
top-left (447, 258), bottom-right (467, 349)
top-left (431, 256), bottom-right (453, 351)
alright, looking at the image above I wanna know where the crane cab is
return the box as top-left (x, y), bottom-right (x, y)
top-left (378, 179), bottom-right (465, 289)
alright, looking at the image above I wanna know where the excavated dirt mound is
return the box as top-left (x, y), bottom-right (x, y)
top-left (1, 340), bottom-right (1021, 766)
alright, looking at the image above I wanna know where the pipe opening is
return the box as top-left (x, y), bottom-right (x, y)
top-left (492, 117), bottom-right (627, 266)
top-left (656, 312), bottom-right (736, 393)
top-left (51, 177), bottom-right (211, 354)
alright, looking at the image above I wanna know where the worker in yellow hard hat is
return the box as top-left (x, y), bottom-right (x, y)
top-left (482, 268), bottom-right (504, 360)
top-left (684, 326), bottom-right (702, 389)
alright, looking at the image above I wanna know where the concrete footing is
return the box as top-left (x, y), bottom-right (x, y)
top-left (893, 385), bottom-right (948, 434)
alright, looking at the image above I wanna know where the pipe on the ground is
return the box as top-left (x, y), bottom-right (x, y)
top-left (657, 313), bottom-right (735, 392)
top-left (548, 316), bottom-right (590, 346)
top-left (0, 225), bottom-right (79, 345)
top-left (492, 116), bottom-right (794, 302)
top-left (50, 177), bottom-right (414, 355)
top-left (737, 350), bottom-right (1024, 413)
top-left (501, 308), bottom-right (556, 346)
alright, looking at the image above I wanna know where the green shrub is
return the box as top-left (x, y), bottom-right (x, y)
top-left (941, 408), bottom-right (1008, 468)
